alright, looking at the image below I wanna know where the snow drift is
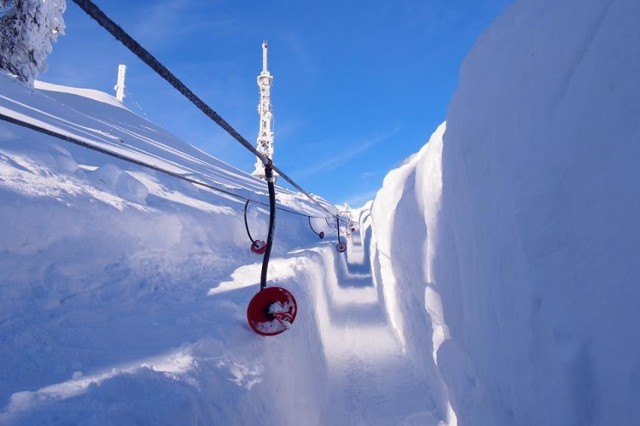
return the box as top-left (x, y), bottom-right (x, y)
top-left (369, 0), bottom-right (640, 424)
top-left (0, 74), bottom-right (339, 424)
top-left (1, 0), bottom-right (639, 424)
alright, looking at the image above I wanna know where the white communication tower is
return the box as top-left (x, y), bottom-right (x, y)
top-left (114, 64), bottom-right (126, 102)
top-left (252, 41), bottom-right (277, 180)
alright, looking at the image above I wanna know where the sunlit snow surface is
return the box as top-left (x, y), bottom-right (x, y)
top-left (370, 0), bottom-right (640, 424)
top-left (2, 0), bottom-right (640, 423)
top-left (0, 74), bottom-right (443, 425)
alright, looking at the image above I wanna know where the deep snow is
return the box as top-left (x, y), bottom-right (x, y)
top-left (0, 72), bottom-right (442, 425)
top-left (371, 0), bottom-right (640, 424)
top-left (2, 0), bottom-right (639, 424)
top-left (0, 74), bottom-right (338, 424)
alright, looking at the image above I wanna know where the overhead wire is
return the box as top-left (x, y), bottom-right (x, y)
top-left (0, 111), bottom-right (333, 220)
top-left (70, 0), bottom-right (338, 220)
top-left (123, 88), bottom-right (149, 119)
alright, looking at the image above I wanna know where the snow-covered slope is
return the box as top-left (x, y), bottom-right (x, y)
top-left (1, 71), bottom-right (446, 425)
top-left (0, 73), bottom-right (341, 424)
top-left (3, 62), bottom-right (467, 424)
top-left (369, 0), bottom-right (640, 424)
top-left (2, 0), bottom-right (638, 424)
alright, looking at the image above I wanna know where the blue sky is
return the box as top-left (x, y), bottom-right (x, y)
top-left (44, 0), bottom-right (513, 206)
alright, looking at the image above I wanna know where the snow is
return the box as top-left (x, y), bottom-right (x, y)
top-left (0, 0), bottom-right (65, 86)
top-left (0, 72), bottom-right (334, 425)
top-left (1, 0), bottom-right (639, 424)
top-left (370, 0), bottom-right (640, 424)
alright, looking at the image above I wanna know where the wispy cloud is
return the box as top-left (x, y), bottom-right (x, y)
top-left (131, 0), bottom-right (236, 50)
top-left (131, 0), bottom-right (188, 45)
top-left (344, 188), bottom-right (379, 208)
top-left (293, 127), bottom-right (399, 179)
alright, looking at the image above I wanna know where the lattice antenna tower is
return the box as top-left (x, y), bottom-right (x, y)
top-left (114, 64), bottom-right (126, 102)
top-left (252, 41), bottom-right (277, 180)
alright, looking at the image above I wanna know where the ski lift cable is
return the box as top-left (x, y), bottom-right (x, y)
top-left (246, 160), bottom-right (298, 336)
top-left (335, 216), bottom-right (346, 253)
top-left (0, 112), bottom-right (330, 219)
top-left (260, 162), bottom-right (277, 289)
top-left (70, 0), bottom-right (338, 220)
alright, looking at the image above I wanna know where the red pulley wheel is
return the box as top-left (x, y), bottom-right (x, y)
top-left (336, 242), bottom-right (347, 253)
top-left (250, 240), bottom-right (267, 255)
top-left (247, 287), bottom-right (298, 336)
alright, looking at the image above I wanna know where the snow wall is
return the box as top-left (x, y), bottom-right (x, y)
top-left (370, 0), bottom-right (640, 424)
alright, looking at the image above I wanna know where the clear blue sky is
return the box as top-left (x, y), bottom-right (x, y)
top-left (44, 0), bottom-right (513, 206)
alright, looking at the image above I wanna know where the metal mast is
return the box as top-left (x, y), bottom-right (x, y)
top-left (252, 41), bottom-right (276, 180)
top-left (114, 64), bottom-right (126, 102)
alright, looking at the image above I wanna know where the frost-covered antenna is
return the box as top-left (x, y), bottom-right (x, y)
top-left (252, 41), bottom-right (277, 180)
top-left (114, 64), bottom-right (126, 102)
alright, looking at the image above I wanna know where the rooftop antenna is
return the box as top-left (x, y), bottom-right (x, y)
top-left (114, 64), bottom-right (126, 102)
top-left (252, 41), bottom-right (277, 180)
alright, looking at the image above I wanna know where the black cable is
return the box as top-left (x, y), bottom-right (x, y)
top-left (70, 0), bottom-right (338, 220)
top-left (308, 216), bottom-right (324, 239)
top-left (335, 216), bottom-right (347, 253)
top-left (260, 162), bottom-right (277, 290)
top-left (0, 112), bottom-right (329, 219)
top-left (243, 199), bottom-right (257, 245)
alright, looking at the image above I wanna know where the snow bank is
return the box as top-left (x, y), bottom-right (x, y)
top-left (369, 123), bottom-right (455, 423)
top-left (0, 72), bottom-right (335, 425)
top-left (3, 0), bottom-right (639, 423)
top-left (371, 0), bottom-right (640, 424)
top-left (34, 80), bottom-right (125, 109)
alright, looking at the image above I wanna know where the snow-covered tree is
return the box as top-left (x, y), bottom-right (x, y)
top-left (0, 0), bottom-right (66, 86)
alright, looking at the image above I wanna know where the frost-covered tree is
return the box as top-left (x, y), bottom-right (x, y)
top-left (0, 0), bottom-right (66, 86)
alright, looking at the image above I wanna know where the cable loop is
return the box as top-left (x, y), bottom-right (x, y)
top-left (308, 216), bottom-right (324, 239)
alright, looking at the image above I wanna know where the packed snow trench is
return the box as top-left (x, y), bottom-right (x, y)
top-left (0, 76), bottom-right (450, 425)
top-left (0, 197), bottom-right (447, 424)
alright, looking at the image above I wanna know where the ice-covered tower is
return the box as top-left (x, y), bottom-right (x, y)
top-left (252, 41), bottom-right (276, 179)
top-left (114, 64), bottom-right (126, 102)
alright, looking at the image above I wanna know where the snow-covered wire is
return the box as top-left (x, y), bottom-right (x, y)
top-left (124, 88), bottom-right (149, 119)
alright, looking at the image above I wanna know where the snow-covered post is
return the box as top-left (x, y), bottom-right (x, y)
top-left (0, 0), bottom-right (66, 87)
top-left (114, 64), bottom-right (126, 102)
